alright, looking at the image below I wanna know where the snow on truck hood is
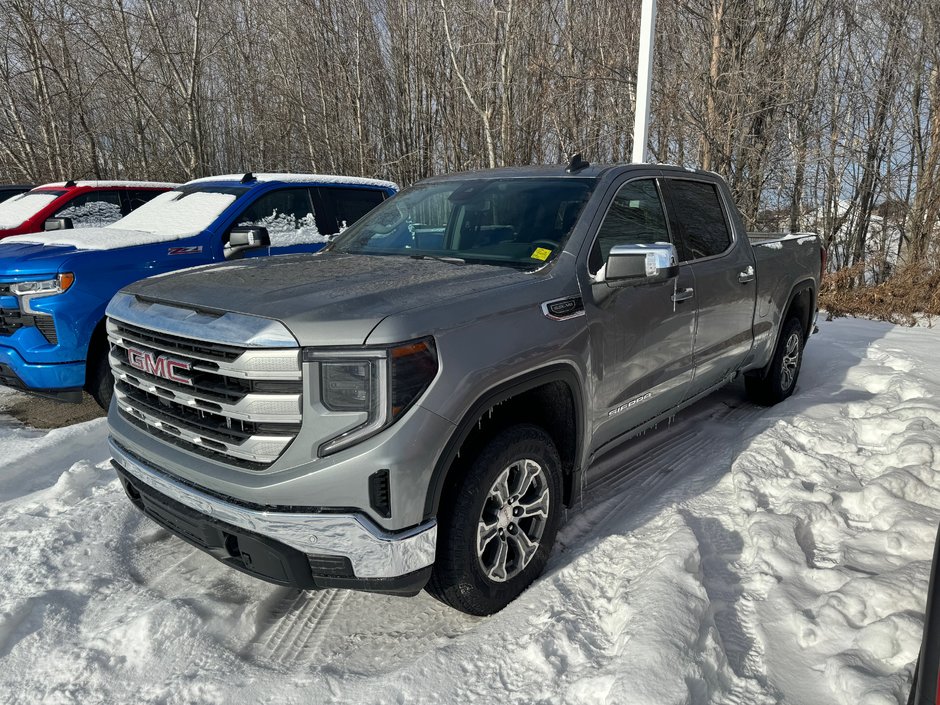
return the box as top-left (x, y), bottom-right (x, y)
top-left (0, 227), bottom-right (167, 251)
top-left (0, 190), bottom-right (237, 250)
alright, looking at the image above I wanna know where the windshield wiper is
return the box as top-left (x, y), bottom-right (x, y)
top-left (409, 254), bottom-right (467, 265)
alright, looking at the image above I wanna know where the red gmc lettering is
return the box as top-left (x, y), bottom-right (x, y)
top-left (125, 346), bottom-right (193, 385)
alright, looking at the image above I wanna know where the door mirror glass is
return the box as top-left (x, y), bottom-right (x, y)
top-left (605, 243), bottom-right (679, 285)
top-left (225, 226), bottom-right (270, 259)
top-left (44, 217), bottom-right (74, 231)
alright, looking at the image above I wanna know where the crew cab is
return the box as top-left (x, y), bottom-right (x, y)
top-left (0, 173), bottom-right (396, 406)
top-left (0, 180), bottom-right (174, 238)
top-left (106, 162), bottom-right (824, 615)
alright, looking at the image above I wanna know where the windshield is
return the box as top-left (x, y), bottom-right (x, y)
top-left (329, 177), bottom-right (597, 268)
top-left (108, 185), bottom-right (249, 237)
top-left (0, 191), bottom-right (63, 230)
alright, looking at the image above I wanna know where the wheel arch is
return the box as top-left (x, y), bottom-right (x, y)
top-left (783, 277), bottom-right (816, 341)
top-left (750, 277), bottom-right (816, 381)
top-left (83, 317), bottom-right (109, 389)
top-left (423, 363), bottom-right (586, 522)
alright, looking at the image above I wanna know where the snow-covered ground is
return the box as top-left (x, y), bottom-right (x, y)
top-left (0, 317), bottom-right (937, 705)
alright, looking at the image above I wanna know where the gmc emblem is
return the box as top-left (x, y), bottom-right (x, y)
top-left (125, 346), bottom-right (193, 386)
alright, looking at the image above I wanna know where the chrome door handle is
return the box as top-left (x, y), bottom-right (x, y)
top-left (738, 266), bottom-right (755, 283)
top-left (671, 287), bottom-right (694, 303)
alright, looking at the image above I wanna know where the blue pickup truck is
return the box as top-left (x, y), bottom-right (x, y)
top-left (0, 172), bottom-right (396, 407)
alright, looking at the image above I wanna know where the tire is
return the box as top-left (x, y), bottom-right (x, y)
top-left (87, 352), bottom-right (115, 410)
top-left (426, 423), bottom-right (563, 615)
top-left (745, 316), bottom-right (804, 406)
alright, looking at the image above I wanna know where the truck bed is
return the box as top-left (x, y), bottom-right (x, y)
top-left (746, 231), bottom-right (823, 371)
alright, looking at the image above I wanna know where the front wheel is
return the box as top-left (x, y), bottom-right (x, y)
top-left (426, 424), bottom-right (563, 615)
top-left (745, 316), bottom-right (804, 406)
top-left (87, 352), bottom-right (115, 410)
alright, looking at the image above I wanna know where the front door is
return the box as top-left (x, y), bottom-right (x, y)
top-left (582, 176), bottom-right (696, 455)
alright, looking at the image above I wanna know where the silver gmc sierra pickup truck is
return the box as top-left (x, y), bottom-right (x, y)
top-left (105, 162), bottom-right (824, 615)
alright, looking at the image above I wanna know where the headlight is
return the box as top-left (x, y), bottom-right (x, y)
top-left (11, 273), bottom-right (74, 314)
top-left (321, 360), bottom-right (376, 412)
top-left (304, 337), bottom-right (438, 456)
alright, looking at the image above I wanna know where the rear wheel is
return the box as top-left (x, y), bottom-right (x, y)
top-left (87, 352), bottom-right (114, 410)
top-left (426, 424), bottom-right (563, 615)
top-left (745, 316), bottom-right (804, 406)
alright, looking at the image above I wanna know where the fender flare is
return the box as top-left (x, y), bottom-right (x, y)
top-left (422, 363), bottom-right (586, 520)
top-left (751, 277), bottom-right (816, 380)
top-left (783, 276), bottom-right (817, 338)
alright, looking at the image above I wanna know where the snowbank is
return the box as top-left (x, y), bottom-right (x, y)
top-left (0, 318), bottom-right (936, 704)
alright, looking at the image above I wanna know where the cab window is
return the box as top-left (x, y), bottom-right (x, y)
top-left (236, 188), bottom-right (321, 245)
top-left (664, 180), bottom-right (732, 260)
top-left (588, 179), bottom-right (671, 275)
top-left (55, 191), bottom-right (124, 228)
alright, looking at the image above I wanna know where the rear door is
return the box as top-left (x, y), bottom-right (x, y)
top-left (582, 174), bottom-right (696, 454)
top-left (661, 177), bottom-right (755, 398)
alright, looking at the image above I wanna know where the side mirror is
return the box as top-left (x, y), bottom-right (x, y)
top-left (225, 226), bottom-right (270, 259)
top-left (605, 243), bottom-right (679, 286)
top-left (44, 217), bottom-right (74, 231)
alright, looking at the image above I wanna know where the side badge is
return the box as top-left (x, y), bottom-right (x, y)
top-left (541, 296), bottom-right (585, 321)
top-left (168, 246), bottom-right (203, 255)
top-left (608, 391), bottom-right (654, 417)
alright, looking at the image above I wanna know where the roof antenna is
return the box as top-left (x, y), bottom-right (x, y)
top-left (241, 172), bottom-right (256, 183)
top-left (64, 179), bottom-right (77, 187)
top-left (565, 153), bottom-right (590, 173)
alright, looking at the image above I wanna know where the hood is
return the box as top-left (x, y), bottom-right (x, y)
top-left (1, 227), bottom-right (159, 251)
top-left (0, 241), bottom-right (79, 277)
top-left (123, 252), bottom-right (529, 345)
top-left (0, 227), bottom-right (191, 278)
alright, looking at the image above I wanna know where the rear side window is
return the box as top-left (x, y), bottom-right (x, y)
top-left (664, 180), bottom-right (732, 260)
top-left (320, 187), bottom-right (386, 233)
top-left (589, 178), bottom-right (670, 275)
top-left (55, 191), bottom-right (124, 228)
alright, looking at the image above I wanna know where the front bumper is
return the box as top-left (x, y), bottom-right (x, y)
top-left (110, 438), bottom-right (437, 594)
top-left (0, 344), bottom-right (84, 401)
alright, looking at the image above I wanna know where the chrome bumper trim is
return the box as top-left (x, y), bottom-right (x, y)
top-left (110, 438), bottom-right (437, 579)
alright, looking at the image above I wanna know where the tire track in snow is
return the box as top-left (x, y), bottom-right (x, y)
top-left (247, 588), bottom-right (474, 673)
top-left (250, 589), bottom-right (347, 666)
top-left (683, 512), bottom-right (780, 705)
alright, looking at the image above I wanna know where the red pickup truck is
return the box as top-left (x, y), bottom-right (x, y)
top-left (0, 180), bottom-right (176, 238)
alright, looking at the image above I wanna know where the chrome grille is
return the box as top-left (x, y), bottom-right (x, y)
top-left (106, 305), bottom-right (302, 470)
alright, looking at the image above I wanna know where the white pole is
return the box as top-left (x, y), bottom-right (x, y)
top-left (632, 0), bottom-right (657, 163)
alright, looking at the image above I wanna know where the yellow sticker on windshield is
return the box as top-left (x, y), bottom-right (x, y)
top-left (531, 247), bottom-right (552, 261)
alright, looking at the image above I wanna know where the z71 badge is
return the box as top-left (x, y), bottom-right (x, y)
top-left (168, 246), bottom-right (203, 255)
